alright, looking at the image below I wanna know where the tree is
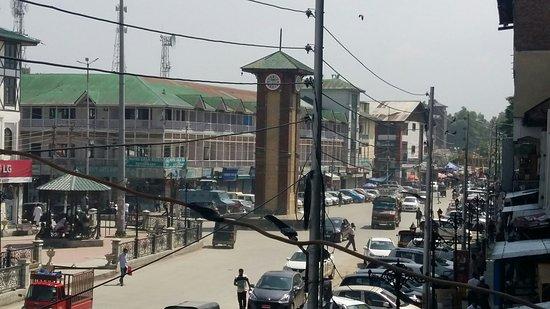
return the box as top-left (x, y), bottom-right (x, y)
top-left (447, 107), bottom-right (492, 159)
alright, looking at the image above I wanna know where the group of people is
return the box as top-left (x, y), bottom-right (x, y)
top-left (467, 273), bottom-right (490, 309)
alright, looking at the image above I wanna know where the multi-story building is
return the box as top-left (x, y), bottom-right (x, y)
top-left (0, 28), bottom-right (38, 224)
top-left (433, 100), bottom-right (448, 149)
top-left (20, 73), bottom-right (348, 207)
top-left (358, 101), bottom-right (377, 177)
top-left (369, 101), bottom-right (427, 184)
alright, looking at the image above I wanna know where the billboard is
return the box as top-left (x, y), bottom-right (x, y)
top-left (0, 160), bottom-right (32, 183)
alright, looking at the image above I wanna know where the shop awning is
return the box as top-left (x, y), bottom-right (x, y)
top-left (505, 189), bottom-right (539, 199)
top-left (502, 203), bottom-right (540, 213)
top-left (37, 173), bottom-right (110, 191)
top-left (490, 239), bottom-right (550, 260)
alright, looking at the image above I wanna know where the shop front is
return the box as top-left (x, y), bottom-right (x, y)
top-left (0, 160), bottom-right (32, 224)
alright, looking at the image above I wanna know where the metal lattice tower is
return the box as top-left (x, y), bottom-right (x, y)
top-left (12, 0), bottom-right (27, 59)
top-left (111, 4), bottom-right (127, 71)
top-left (160, 35), bottom-right (176, 77)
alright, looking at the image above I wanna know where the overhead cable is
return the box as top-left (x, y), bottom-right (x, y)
top-left (19, 0), bottom-right (306, 50)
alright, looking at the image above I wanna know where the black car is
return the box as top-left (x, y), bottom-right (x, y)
top-left (324, 217), bottom-right (352, 243)
top-left (248, 271), bottom-right (306, 309)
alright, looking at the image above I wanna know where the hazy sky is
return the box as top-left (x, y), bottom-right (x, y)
top-left (0, 0), bottom-right (513, 117)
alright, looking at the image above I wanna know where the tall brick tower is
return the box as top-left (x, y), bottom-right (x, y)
top-left (242, 51), bottom-right (313, 214)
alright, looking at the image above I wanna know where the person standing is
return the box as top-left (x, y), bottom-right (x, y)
top-left (234, 268), bottom-right (250, 309)
top-left (338, 191), bottom-right (343, 207)
top-left (119, 248), bottom-right (129, 286)
top-left (415, 208), bottom-right (422, 227)
top-left (32, 204), bottom-right (43, 226)
top-left (345, 223), bottom-right (357, 251)
top-left (477, 276), bottom-right (490, 309)
top-left (437, 208), bottom-right (443, 221)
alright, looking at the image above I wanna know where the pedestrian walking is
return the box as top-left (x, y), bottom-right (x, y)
top-left (415, 209), bottom-right (422, 227)
top-left (345, 223), bottom-right (357, 251)
top-left (338, 191), bottom-right (343, 207)
top-left (119, 248), bottom-right (129, 286)
top-left (437, 208), bottom-right (443, 221)
top-left (234, 268), bottom-right (251, 309)
top-left (33, 204), bottom-right (43, 226)
top-left (154, 198), bottom-right (161, 212)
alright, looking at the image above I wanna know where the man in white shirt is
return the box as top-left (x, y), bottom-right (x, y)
top-left (119, 248), bottom-right (129, 286)
top-left (233, 268), bottom-right (250, 309)
top-left (32, 205), bottom-right (43, 226)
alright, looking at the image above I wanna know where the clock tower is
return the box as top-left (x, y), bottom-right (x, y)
top-left (242, 51), bottom-right (313, 214)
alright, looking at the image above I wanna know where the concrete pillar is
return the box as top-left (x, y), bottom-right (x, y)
top-left (32, 239), bottom-right (43, 265)
top-left (17, 259), bottom-right (31, 289)
top-left (111, 238), bottom-right (121, 263)
top-left (142, 210), bottom-right (150, 231)
top-left (165, 227), bottom-right (175, 250)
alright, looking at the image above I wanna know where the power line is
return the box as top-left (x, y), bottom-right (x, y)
top-left (1, 56), bottom-right (305, 86)
top-left (244, 0), bottom-right (308, 14)
top-left (4, 149), bottom-right (541, 309)
top-left (323, 26), bottom-right (426, 96)
top-left (19, 0), bottom-right (306, 50)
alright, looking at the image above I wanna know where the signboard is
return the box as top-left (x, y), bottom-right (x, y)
top-left (126, 157), bottom-right (186, 169)
top-left (222, 168), bottom-right (239, 181)
top-left (0, 160), bottom-right (32, 183)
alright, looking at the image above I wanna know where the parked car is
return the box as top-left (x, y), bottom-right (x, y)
top-left (340, 189), bottom-right (366, 203)
top-left (401, 196), bottom-right (420, 212)
top-left (388, 248), bottom-right (453, 278)
top-left (327, 191), bottom-right (353, 204)
top-left (329, 296), bottom-right (370, 309)
top-left (333, 285), bottom-right (419, 309)
top-left (406, 238), bottom-right (454, 261)
top-left (325, 192), bottom-right (339, 206)
top-left (365, 189), bottom-right (380, 198)
top-left (248, 271), bottom-right (306, 309)
top-left (283, 249), bottom-right (334, 278)
top-left (356, 188), bottom-right (376, 202)
top-left (364, 237), bottom-right (395, 257)
top-left (340, 272), bottom-right (421, 303)
top-left (324, 217), bottom-right (353, 243)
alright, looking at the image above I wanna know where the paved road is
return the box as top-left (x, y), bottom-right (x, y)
top-left (7, 193), bottom-right (453, 309)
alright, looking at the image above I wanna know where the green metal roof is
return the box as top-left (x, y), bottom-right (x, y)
top-left (241, 51), bottom-right (313, 74)
top-left (202, 96), bottom-right (226, 111)
top-left (0, 27), bottom-right (40, 45)
top-left (37, 173), bottom-right (111, 191)
top-left (242, 101), bottom-right (256, 113)
top-left (323, 77), bottom-right (363, 92)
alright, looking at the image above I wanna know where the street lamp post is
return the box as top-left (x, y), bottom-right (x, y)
top-left (76, 57), bottom-right (99, 175)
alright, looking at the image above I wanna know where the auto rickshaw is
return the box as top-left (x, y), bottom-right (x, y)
top-left (212, 222), bottom-right (236, 248)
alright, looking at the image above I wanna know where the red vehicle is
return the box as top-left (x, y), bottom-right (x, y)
top-left (24, 270), bottom-right (94, 309)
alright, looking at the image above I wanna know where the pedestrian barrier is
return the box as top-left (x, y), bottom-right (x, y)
top-left (0, 260), bottom-right (30, 294)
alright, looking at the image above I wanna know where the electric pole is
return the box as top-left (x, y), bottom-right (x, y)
top-left (422, 87), bottom-right (435, 309)
top-left (116, 0), bottom-right (127, 237)
top-left (462, 113), bottom-right (470, 249)
top-left (307, 0), bottom-right (324, 307)
top-left (77, 57), bottom-right (99, 175)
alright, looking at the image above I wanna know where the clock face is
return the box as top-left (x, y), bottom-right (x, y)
top-left (265, 73), bottom-right (281, 91)
top-left (295, 76), bottom-right (302, 93)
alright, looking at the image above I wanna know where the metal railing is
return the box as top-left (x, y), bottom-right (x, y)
top-left (0, 265), bottom-right (24, 293)
top-left (0, 246), bottom-right (33, 268)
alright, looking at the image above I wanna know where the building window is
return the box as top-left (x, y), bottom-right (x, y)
top-left (411, 145), bottom-right (416, 154)
top-left (412, 123), bottom-right (416, 131)
top-left (4, 128), bottom-right (13, 150)
top-left (137, 108), bottom-right (150, 120)
top-left (30, 143), bottom-right (41, 156)
top-left (21, 108), bottom-right (30, 119)
top-left (31, 108), bottom-right (42, 119)
top-left (244, 115), bottom-right (253, 126)
top-left (58, 108), bottom-right (75, 119)
top-left (57, 144), bottom-right (68, 157)
top-left (203, 144), bottom-right (211, 160)
top-left (164, 109), bottom-right (172, 121)
top-left (89, 108), bottom-right (96, 119)
top-left (4, 43), bottom-right (19, 69)
top-left (125, 108), bottom-right (135, 120)
top-left (49, 108), bottom-right (56, 119)
top-left (4, 77), bottom-right (17, 107)
top-left (164, 145), bottom-right (171, 158)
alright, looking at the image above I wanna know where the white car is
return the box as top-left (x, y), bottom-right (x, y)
top-left (333, 285), bottom-right (419, 309)
top-left (402, 196), bottom-right (420, 212)
top-left (329, 296), bottom-right (370, 309)
top-left (283, 249), bottom-right (334, 278)
top-left (364, 237), bottom-right (395, 257)
top-left (325, 192), bottom-right (340, 205)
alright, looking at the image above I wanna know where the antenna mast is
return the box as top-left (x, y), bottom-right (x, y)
top-left (160, 35), bottom-right (176, 77)
top-left (112, 4), bottom-right (127, 71)
top-left (12, 0), bottom-right (28, 62)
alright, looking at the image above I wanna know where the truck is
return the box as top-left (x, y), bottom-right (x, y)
top-left (371, 195), bottom-right (401, 229)
top-left (24, 270), bottom-right (94, 309)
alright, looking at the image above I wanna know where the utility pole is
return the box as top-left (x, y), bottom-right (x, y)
top-left (462, 113), bottom-right (470, 249)
top-left (493, 125), bottom-right (498, 182)
top-left (77, 57), bottom-right (99, 175)
top-left (307, 0), bottom-right (324, 307)
top-left (115, 0), bottom-right (127, 237)
top-left (422, 87), bottom-right (435, 309)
